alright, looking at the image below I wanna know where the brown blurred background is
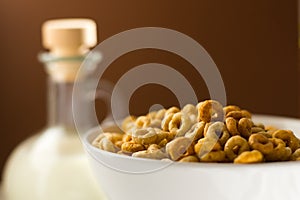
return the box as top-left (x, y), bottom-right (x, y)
top-left (0, 0), bottom-right (298, 178)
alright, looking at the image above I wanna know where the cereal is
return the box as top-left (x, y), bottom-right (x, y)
top-left (225, 117), bottom-right (239, 136)
top-left (185, 122), bottom-right (205, 141)
top-left (291, 149), bottom-right (300, 161)
top-left (238, 118), bottom-right (253, 138)
top-left (200, 151), bottom-right (226, 162)
top-left (248, 133), bottom-right (273, 155)
top-left (234, 150), bottom-right (264, 164)
top-left (194, 138), bottom-right (222, 158)
top-left (135, 116), bottom-right (151, 128)
top-left (93, 100), bottom-right (300, 164)
top-left (223, 105), bottom-right (240, 114)
top-left (166, 137), bottom-right (193, 161)
top-left (265, 138), bottom-right (291, 161)
top-left (224, 135), bottom-right (250, 161)
top-left (219, 129), bottom-right (230, 146)
top-left (179, 155), bottom-right (199, 162)
top-left (197, 100), bottom-right (224, 123)
top-left (226, 110), bottom-right (251, 120)
top-left (182, 104), bottom-right (198, 123)
top-left (168, 112), bottom-right (193, 137)
top-left (121, 142), bottom-right (145, 154)
top-left (272, 130), bottom-right (300, 152)
top-left (132, 148), bottom-right (167, 160)
top-left (161, 113), bottom-right (174, 131)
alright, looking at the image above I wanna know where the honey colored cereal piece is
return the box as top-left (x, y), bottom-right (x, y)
top-left (185, 121), bottom-right (205, 142)
top-left (224, 135), bottom-right (250, 161)
top-left (92, 133), bottom-right (123, 153)
top-left (234, 150), bottom-right (264, 164)
top-left (219, 129), bottom-right (230, 146)
top-left (182, 104), bottom-right (198, 123)
top-left (104, 133), bottom-right (124, 144)
top-left (197, 100), bottom-right (224, 123)
top-left (194, 138), bottom-right (222, 159)
top-left (179, 155), bottom-right (199, 162)
top-left (205, 121), bottom-right (225, 139)
top-left (273, 130), bottom-right (300, 152)
top-left (147, 108), bottom-right (166, 120)
top-left (225, 117), bottom-right (239, 136)
top-left (165, 106), bottom-right (180, 115)
top-left (223, 105), bottom-right (241, 115)
top-left (132, 128), bottom-right (159, 145)
top-left (248, 133), bottom-right (273, 155)
top-left (96, 137), bottom-right (119, 153)
top-left (226, 110), bottom-right (251, 120)
top-left (200, 151), bottom-right (226, 162)
top-left (161, 113), bottom-right (174, 131)
top-left (121, 141), bottom-right (145, 153)
top-left (251, 127), bottom-right (265, 134)
top-left (238, 118), bottom-right (253, 138)
top-left (265, 138), bottom-right (291, 161)
top-left (166, 137), bottom-right (193, 161)
top-left (168, 112), bottom-right (193, 137)
top-left (135, 116), bottom-right (151, 128)
top-left (291, 149), bottom-right (300, 161)
top-left (122, 134), bottom-right (132, 142)
top-left (132, 148), bottom-right (167, 160)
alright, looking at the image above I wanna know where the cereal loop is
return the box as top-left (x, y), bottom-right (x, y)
top-left (166, 137), bottom-right (193, 161)
top-left (165, 106), bottom-right (180, 115)
top-left (197, 100), bottom-right (224, 123)
top-left (219, 129), bottom-right (230, 146)
top-left (194, 138), bottom-right (222, 158)
top-left (121, 142), bottom-right (145, 153)
top-left (132, 148), bottom-right (167, 160)
top-left (291, 149), bottom-right (300, 161)
top-left (225, 117), bottom-right (239, 136)
top-left (182, 104), bottom-right (198, 123)
top-left (135, 116), bottom-right (151, 128)
top-left (224, 135), bottom-right (250, 161)
top-left (238, 118), bottom-right (253, 138)
top-left (185, 122), bottom-right (205, 142)
top-left (248, 133), bottom-right (273, 155)
top-left (223, 105), bottom-right (241, 114)
top-left (200, 151), bottom-right (226, 162)
top-left (226, 110), bottom-right (251, 120)
top-left (265, 138), bottom-right (292, 161)
top-left (161, 113), bottom-right (174, 131)
top-left (179, 155), bottom-right (199, 162)
top-left (168, 112), bottom-right (193, 137)
top-left (205, 121), bottom-right (224, 140)
top-left (132, 128), bottom-right (159, 145)
top-left (234, 150), bottom-right (264, 164)
top-left (272, 130), bottom-right (300, 152)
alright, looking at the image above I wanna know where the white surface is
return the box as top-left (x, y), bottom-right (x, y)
top-left (84, 115), bottom-right (300, 200)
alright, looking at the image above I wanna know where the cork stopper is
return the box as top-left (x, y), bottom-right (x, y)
top-left (41, 18), bottom-right (97, 82)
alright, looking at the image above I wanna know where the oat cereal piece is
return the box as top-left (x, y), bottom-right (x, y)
top-left (166, 137), bottom-right (193, 161)
top-left (224, 135), bottom-right (250, 161)
top-left (248, 133), bottom-right (273, 155)
top-left (197, 100), bottom-right (224, 123)
top-left (234, 150), bottom-right (264, 164)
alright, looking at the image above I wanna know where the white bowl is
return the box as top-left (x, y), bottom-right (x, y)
top-left (84, 115), bottom-right (300, 200)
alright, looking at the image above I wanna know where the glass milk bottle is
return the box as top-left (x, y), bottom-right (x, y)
top-left (2, 18), bottom-right (107, 200)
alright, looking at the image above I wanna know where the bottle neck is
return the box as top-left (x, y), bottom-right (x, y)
top-left (47, 77), bottom-right (76, 129)
top-left (39, 51), bottom-right (101, 131)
